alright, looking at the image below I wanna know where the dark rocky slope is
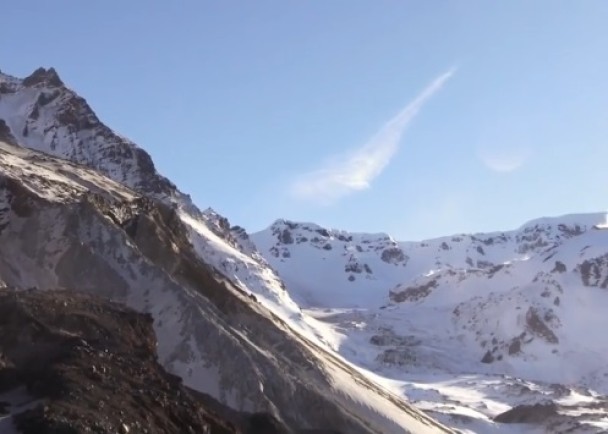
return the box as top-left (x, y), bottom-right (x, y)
top-left (0, 288), bottom-right (343, 434)
top-left (0, 288), bottom-right (236, 433)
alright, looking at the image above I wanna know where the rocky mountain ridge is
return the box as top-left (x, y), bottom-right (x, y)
top-left (0, 67), bottom-right (452, 433)
top-left (252, 215), bottom-right (608, 432)
top-left (0, 67), bottom-right (300, 327)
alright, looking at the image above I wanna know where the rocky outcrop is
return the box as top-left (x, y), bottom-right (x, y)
top-left (494, 402), bottom-right (559, 424)
top-left (0, 289), bottom-right (239, 434)
top-left (0, 289), bottom-right (347, 434)
top-left (525, 307), bottom-right (559, 344)
top-left (22, 67), bottom-right (64, 88)
top-left (578, 254), bottom-right (608, 288)
top-left (0, 119), bottom-right (17, 146)
top-left (390, 279), bottom-right (438, 303)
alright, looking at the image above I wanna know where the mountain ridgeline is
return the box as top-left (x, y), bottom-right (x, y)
top-left (251, 216), bottom-right (608, 432)
top-left (0, 68), bottom-right (453, 433)
top-left (2, 66), bottom-right (607, 434)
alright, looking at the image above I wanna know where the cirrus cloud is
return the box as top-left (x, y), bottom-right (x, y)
top-left (290, 68), bottom-right (456, 204)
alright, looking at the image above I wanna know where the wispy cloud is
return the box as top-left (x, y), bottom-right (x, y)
top-left (477, 146), bottom-right (530, 173)
top-left (290, 68), bottom-right (456, 204)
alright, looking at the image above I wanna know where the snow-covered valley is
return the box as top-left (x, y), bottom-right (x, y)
top-left (252, 216), bottom-right (608, 433)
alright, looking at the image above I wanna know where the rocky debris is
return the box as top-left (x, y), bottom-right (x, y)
top-left (494, 402), bottom-right (559, 424)
top-left (390, 279), bottom-right (438, 303)
top-left (516, 226), bottom-right (553, 253)
top-left (507, 338), bottom-right (521, 355)
top-left (492, 397), bottom-right (608, 431)
top-left (557, 223), bottom-right (584, 237)
top-left (475, 259), bottom-right (494, 269)
top-left (487, 263), bottom-right (505, 278)
top-left (344, 257), bottom-right (372, 276)
top-left (279, 229), bottom-right (294, 244)
top-left (0, 289), bottom-right (348, 434)
top-left (578, 254), bottom-right (608, 288)
top-left (525, 307), bottom-right (559, 344)
top-left (370, 331), bottom-right (420, 347)
top-left (0, 288), bottom-right (239, 434)
top-left (480, 350), bottom-right (495, 364)
top-left (372, 329), bottom-right (422, 366)
top-left (377, 348), bottom-right (417, 366)
top-left (380, 246), bottom-right (407, 265)
top-left (552, 260), bottom-right (567, 273)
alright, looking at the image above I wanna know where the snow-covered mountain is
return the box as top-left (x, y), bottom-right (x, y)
top-left (4, 64), bottom-right (607, 433)
top-left (0, 67), bottom-right (452, 433)
top-left (252, 216), bottom-right (608, 433)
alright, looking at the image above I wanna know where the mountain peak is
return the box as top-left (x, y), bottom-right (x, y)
top-left (22, 66), bottom-right (64, 88)
top-left (0, 67), bottom-right (180, 198)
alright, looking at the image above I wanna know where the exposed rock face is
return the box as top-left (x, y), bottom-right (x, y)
top-left (0, 288), bottom-right (239, 434)
top-left (578, 253), bottom-right (608, 288)
top-left (0, 68), bottom-right (178, 199)
top-left (491, 400), bottom-right (604, 432)
top-left (494, 402), bottom-right (559, 424)
top-left (525, 307), bottom-right (559, 344)
top-left (0, 137), bottom-right (451, 434)
top-left (0, 288), bottom-right (345, 434)
top-left (389, 279), bottom-right (438, 303)
top-left (0, 119), bottom-right (17, 145)
top-left (380, 246), bottom-right (408, 265)
top-left (22, 67), bottom-right (64, 88)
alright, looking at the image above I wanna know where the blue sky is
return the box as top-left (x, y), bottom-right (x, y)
top-left (2, 2), bottom-right (608, 240)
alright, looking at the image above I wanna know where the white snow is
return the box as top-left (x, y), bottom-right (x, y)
top-left (252, 215), bottom-right (608, 433)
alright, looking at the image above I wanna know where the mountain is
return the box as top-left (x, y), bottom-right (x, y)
top-left (252, 216), bottom-right (608, 433)
top-left (0, 67), bottom-right (452, 433)
top-left (0, 288), bottom-right (252, 434)
top-left (0, 287), bottom-right (355, 434)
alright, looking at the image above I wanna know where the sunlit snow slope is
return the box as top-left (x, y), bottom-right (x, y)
top-left (253, 216), bottom-right (608, 433)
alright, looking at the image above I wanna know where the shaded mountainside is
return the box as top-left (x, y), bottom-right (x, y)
top-left (0, 289), bottom-right (238, 434)
top-left (0, 64), bottom-right (453, 434)
top-left (0, 288), bottom-right (347, 434)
